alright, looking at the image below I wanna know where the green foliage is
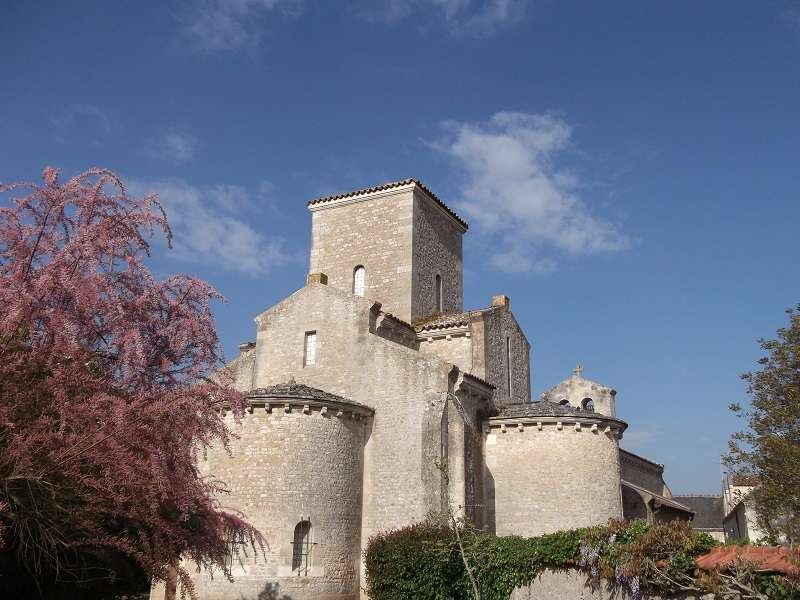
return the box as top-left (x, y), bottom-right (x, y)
top-left (364, 522), bottom-right (594, 600)
top-left (363, 522), bottom-right (467, 600)
top-left (365, 518), bottom-right (797, 600)
top-left (726, 304), bottom-right (800, 542)
top-left (755, 573), bottom-right (800, 600)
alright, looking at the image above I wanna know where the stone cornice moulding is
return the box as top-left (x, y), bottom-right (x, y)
top-left (419, 326), bottom-right (470, 341)
top-left (244, 395), bottom-right (374, 418)
top-left (486, 414), bottom-right (627, 439)
top-left (307, 181), bottom-right (469, 233)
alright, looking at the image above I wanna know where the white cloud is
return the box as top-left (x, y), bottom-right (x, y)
top-left (129, 178), bottom-right (289, 275)
top-left (432, 111), bottom-right (630, 273)
top-left (145, 131), bottom-right (200, 163)
top-left (179, 0), bottom-right (522, 51)
top-left (360, 0), bottom-right (525, 35)
top-left (180, 0), bottom-right (303, 52)
top-left (50, 104), bottom-right (116, 134)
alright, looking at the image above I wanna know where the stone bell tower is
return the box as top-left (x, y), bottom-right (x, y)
top-left (306, 179), bottom-right (467, 323)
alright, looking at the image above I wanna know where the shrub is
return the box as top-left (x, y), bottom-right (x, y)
top-left (364, 519), bottom-right (796, 600)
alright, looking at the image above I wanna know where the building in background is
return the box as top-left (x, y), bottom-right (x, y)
top-left (674, 495), bottom-right (726, 542)
top-left (722, 474), bottom-right (767, 543)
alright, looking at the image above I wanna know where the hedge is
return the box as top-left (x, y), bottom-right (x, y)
top-left (363, 519), bottom-right (799, 600)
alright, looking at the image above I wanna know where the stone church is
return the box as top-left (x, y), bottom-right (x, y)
top-left (152, 179), bottom-right (694, 600)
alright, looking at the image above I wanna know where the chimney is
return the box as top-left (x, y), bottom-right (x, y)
top-left (239, 341), bottom-right (256, 354)
top-left (306, 272), bottom-right (328, 285)
top-left (491, 294), bottom-right (510, 310)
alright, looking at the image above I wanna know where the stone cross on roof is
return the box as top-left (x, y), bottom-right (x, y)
top-left (573, 364), bottom-right (584, 378)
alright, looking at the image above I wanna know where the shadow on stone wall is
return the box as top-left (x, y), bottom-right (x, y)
top-left (257, 582), bottom-right (292, 600)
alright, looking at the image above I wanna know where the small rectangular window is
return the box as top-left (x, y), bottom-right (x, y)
top-left (304, 331), bottom-right (317, 367)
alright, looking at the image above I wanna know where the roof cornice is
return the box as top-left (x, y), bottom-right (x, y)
top-left (307, 178), bottom-right (468, 232)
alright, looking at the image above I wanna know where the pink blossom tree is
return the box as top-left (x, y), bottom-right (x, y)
top-left (0, 167), bottom-right (260, 597)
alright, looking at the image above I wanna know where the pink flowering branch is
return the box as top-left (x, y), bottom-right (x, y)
top-left (0, 167), bottom-right (260, 597)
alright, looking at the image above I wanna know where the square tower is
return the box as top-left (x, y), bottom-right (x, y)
top-left (307, 179), bottom-right (467, 323)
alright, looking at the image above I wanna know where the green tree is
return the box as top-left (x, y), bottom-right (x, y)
top-left (726, 304), bottom-right (800, 542)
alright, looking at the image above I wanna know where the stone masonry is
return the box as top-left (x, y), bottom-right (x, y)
top-left (152, 179), bottom-right (693, 600)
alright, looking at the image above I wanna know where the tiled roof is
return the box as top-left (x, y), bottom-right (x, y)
top-left (728, 474), bottom-right (759, 486)
top-left (499, 400), bottom-right (582, 417)
top-left (695, 546), bottom-right (796, 574)
top-left (622, 480), bottom-right (694, 515)
top-left (381, 312), bottom-right (415, 330)
top-left (413, 308), bottom-right (490, 332)
top-left (307, 178), bottom-right (468, 230)
top-left (619, 448), bottom-right (665, 470)
top-left (247, 381), bottom-right (371, 410)
top-left (672, 495), bottom-right (725, 530)
top-left (496, 400), bottom-right (612, 419)
top-left (462, 372), bottom-right (495, 390)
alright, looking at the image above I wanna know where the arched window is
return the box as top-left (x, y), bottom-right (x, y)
top-left (559, 399), bottom-right (570, 407)
top-left (353, 266), bottom-right (365, 297)
top-left (435, 274), bottom-right (442, 312)
top-left (292, 520), bottom-right (312, 574)
top-left (582, 398), bottom-right (595, 412)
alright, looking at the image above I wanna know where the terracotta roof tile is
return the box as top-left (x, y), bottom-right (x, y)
top-left (413, 308), bottom-right (491, 332)
top-left (462, 372), bottom-right (495, 389)
top-left (695, 546), bottom-right (797, 574)
top-left (307, 178), bottom-right (468, 230)
top-left (247, 381), bottom-right (372, 411)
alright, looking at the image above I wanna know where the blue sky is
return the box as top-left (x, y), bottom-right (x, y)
top-left (2, 1), bottom-right (799, 493)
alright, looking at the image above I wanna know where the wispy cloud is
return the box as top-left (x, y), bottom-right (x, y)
top-left (179, 0), bottom-right (523, 52)
top-left (361, 0), bottom-right (525, 36)
top-left (129, 177), bottom-right (289, 275)
top-left (145, 131), bottom-right (200, 163)
top-left (50, 104), bottom-right (116, 134)
top-left (431, 111), bottom-right (630, 274)
top-left (179, 0), bottom-right (303, 52)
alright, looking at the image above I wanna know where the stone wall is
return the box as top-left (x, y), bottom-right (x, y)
top-left (620, 450), bottom-right (668, 496)
top-left (250, 283), bottom-right (464, 559)
top-left (411, 189), bottom-right (463, 321)
top-left (479, 307), bottom-right (531, 406)
top-left (223, 344), bottom-right (256, 391)
top-left (541, 375), bottom-right (616, 417)
top-left (485, 417), bottom-right (624, 537)
top-left (308, 188), bottom-right (415, 322)
top-left (418, 330), bottom-right (473, 371)
top-left (188, 400), bottom-right (369, 600)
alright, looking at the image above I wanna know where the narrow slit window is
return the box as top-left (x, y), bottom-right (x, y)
top-left (304, 331), bottom-right (317, 367)
top-left (353, 266), bottom-right (365, 297)
top-left (291, 520), bottom-right (311, 574)
top-left (227, 530), bottom-right (246, 570)
top-left (505, 336), bottom-right (512, 397)
top-left (435, 274), bottom-right (442, 312)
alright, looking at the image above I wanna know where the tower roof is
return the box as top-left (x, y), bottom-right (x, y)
top-left (247, 380), bottom-right (373, 412)
top-left (307, 178), bottom-right (469, 231)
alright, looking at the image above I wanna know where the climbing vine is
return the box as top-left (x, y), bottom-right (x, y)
top-left (364, 519), bottom-right (799, 600)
